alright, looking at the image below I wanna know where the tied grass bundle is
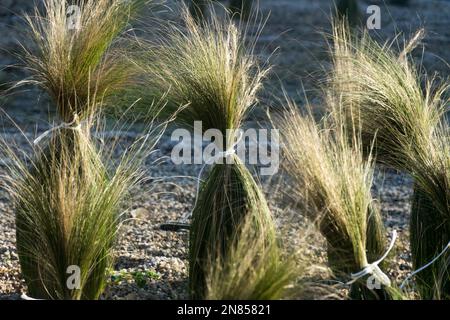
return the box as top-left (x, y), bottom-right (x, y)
top-left (229, 0), bottom-right (253, 21)
top-left (409, 123), bottom-right (450, 299)
top-left (329, 22), bottom-right (450, 298)
top-left (189, 0), bottom-right (209, 24)
top-left (0, 123), bottom-right (156, 299)
top-left (277, 99), bottom-right (395, 300)
top-left (6, 0), bottom-right (150, 299)
top-left (139, 6), bottom-right (288, 299)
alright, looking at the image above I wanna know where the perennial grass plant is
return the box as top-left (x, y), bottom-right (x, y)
top-left (2, 0), bottom-right (152, 299)
top-left (329, 21), bottom-right (450, 299)
top-left (277, 99), bottom-right (396, 300)
top-left (138, 5), bottom-right (289, 299)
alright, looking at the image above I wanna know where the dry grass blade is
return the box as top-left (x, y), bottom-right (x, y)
top-left (18, 0), bottom-right (148, 122)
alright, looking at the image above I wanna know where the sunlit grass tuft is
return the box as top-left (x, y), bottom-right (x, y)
top-left (276, 97), bottom-right (397, 299)
top-left (1, 0), bottom-right (157, 300)
top-left (137, 4), bottom-right (287, 299)
top-left (17, 0), bottom-right (148, 122)
top-left (329, 21), bottom-right (450, 298)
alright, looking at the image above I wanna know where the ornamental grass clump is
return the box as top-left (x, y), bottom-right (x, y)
top-left (277, 99), bottom-right (397, 300)
top-left (2, 0), bottom-right (151, 299)
top-left (229, 0), bottom-right (253, 21)
top-left (189, 0), bottom-right (209, 24)
top-left (0, 118), bottom-right (159, 299)
top-left (329, 22), bottom-right (450, 299)
top-left (189, 0), bottom-right (253, 23)
top-left (18, 0), bottom-right (147, 121)
top-left (139, 6), bottom-right (288, 299)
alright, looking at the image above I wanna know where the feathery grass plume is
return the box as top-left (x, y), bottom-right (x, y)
top-left (329, 21), bottom-right (450, 298)
top-left (18, 0), bottom-right (147, 122)
top-left (0, 114), bottom-right (163, 299)
top-left (329, 22), bottom-right (447, 169)
top-left (276, 98), bottom-right (398, 300)
top-left (138, 6), bottom-right (285, 299)
top-left (138, 5), bottom-right (268, 132)
top-left (203, 189), bottom-right (294, 300)
top-left (5, 0), bottom-right (151, 299)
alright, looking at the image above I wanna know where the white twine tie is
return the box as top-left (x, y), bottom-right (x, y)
top-left (34, 117), bottom-right (82, 145)
top-left (180, 131), bottom-right (244, 222)
top-left (21, 293), bottom-right (43, 300)
top-left (347, 229), bottom-right (398, 287)
top-left (400, 241), bottom-right (450, 290)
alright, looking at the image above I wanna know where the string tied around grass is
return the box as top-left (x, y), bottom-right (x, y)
top-left (347, 230), bottom-right (398, 287)
top-left (400, 241), bottom-right (450, 290)
top-left (179, 130), bottom-right (244, 223)
top-left (33, 114), bottom-right (84, 145)
top-left (160, 131), bottom-right (244, 231)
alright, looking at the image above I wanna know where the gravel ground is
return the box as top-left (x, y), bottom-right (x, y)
top-left (0, 131), bottom-right (417, 300)
top-left (0, 0), bottom-right (449, 300)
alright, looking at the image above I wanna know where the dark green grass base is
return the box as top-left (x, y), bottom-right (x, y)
top-left (188, 160), bottom-right (275, 299)
top-left (15, 130), bottom-right (115, 300)
top-left (410, 185), bottom-right (450, 299)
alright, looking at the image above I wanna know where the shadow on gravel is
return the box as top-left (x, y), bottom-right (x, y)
top-left (114, 256), bottom-right (149, 269)
top-left (0, 293), bottom-right (21, 300)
